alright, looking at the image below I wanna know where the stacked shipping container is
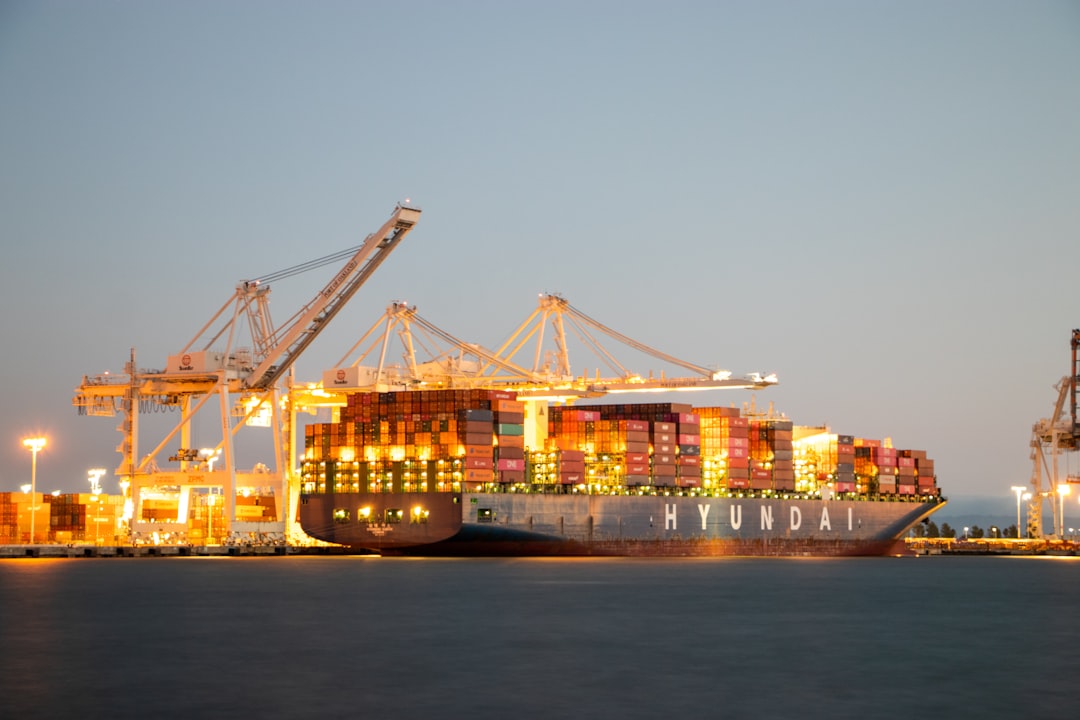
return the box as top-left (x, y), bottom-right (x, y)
top-left (0, 492), bottom-right (123, 544)
top-left (303, 388), bottom-right (524, 492)
top-left (299, 390), bottom-right (938, 499)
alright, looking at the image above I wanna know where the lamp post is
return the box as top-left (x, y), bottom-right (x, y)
top-left (1011, 486), bottom-right (1026, 539)
top-left (1058, 485), bottom-right (1070, 539)
top-left (207, 490), bottom-right (215, 545)
top-left (88, 468), bottom-right (106, 495)
top-left (22, 437), bottom-right (46, 543)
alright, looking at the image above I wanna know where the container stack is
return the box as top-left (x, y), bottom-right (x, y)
top-left (693, 406), bottom-right (749, 490)
top-left (302, 388), bottom-right (522, 493)
top-left (0, 493), bottom-right (15, 543)
top-left (871, 445), bottom-right (898, 494)
top-left (0, 491), bottom-right (122, 543)
top-left (547, 403), bottom-right (703, 488)
top-left (675, 412), bottom-right (702, 487)
top-left (770, 420), bottom-right (795, 491)
top-left (914, 452), bottom-right (936, 495)
top-left (49, 493), bottom-right (86, 541)
top-left (494, 398), bottom-right (526, 484)
top-left (835, 435), bottom-right (856, 491)
top-left (297, 391), bottom-right (938, 499)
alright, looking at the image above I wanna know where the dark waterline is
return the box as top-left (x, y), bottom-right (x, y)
top-left (1, 556), bottom-right (1078, 720)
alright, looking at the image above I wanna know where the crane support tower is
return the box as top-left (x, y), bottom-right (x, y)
top-left (1025, 328), bottom-right (1080, 539)
top-left (73, 203), bottom-right (420, 546)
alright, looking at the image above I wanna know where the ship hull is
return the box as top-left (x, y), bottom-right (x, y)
top-left (298, 492), bottom-right (945, 557)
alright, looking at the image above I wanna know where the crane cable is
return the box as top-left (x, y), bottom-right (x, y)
top-left (249, 243), bottom-right (365, 285)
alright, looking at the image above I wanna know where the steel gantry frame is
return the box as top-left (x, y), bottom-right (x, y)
top-left (73, 203), bottom-right (421, 544)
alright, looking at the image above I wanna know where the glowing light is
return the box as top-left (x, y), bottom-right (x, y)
top-left (22, 436), bottom-right (46, 544)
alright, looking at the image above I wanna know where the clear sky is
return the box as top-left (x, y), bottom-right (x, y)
top-left (1, 1), bottom-right (1078, 509)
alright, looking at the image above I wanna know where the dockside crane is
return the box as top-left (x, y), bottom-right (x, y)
top-left (299, 292), bottom-right (776, 409)
top-left (487, 293), bottom-right (777, 395)
top-left (1025, 329), bottom-right (1080, 538)
top-left (72, 203), bottom-right (421, 544)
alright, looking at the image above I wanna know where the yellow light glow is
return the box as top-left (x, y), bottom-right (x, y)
top-left (22, 437), bottom-right (46, 453)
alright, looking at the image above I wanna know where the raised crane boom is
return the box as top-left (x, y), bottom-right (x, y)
top-left (245, 204), bottom-right (421, 389)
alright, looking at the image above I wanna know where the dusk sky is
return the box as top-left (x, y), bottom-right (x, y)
top-left (1, 1), bottom-right (1078, 512)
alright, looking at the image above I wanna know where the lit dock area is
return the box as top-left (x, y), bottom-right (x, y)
top-left (907, 538), bottom-right (1080, 556)
top-left (0, 544), bottom-right (368, 558)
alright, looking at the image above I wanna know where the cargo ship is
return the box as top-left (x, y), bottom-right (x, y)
top-left (297, 389), bottom-right (945, 556)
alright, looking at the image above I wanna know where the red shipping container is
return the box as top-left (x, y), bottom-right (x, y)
top-left (560, 472), bottom-right (583, 485)
top-left (464, 432), bottom-right (493, 447)
top-left (678, 455), bottom-right (701, 467)
top-left (678, 434), bottom-right (700, 445)
top-left (465, 456), bottom-right (493, 469)
top-left (497, 446), bottom-right (525, 460)
top-left (727, 446), bottom-right (748, 459)
top-left (625, 420), bottom-right (649, 432)
top-left (499, 434), bottom-right (525, 449)
top-left (654, 422), bottom-right (675, 432)
top-left (626, 463), bottom-right (649, 475)
top-left (465, 443), bottom-right (493, 457)
top-left (497, 458), bottom-right (525, 471)
top-left (626, 452), bottom-right (648, 464)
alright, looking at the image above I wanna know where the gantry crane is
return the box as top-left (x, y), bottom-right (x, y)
top-left (1026, 329), bottom-right (1080, 538)
top-left (292, 292), bottom-right (777, 417)
top-left (73, 203), bottom-right (420, 544)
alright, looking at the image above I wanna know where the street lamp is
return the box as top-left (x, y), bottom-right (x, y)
top-left (1058, 485), bottom-right (1070, 538)
top-left (22, 437), bottom-right (46, 543)
top-left (1011, 486), bottom-right (1026, 539)
top-left (88, 468), bottom-right (106, 495)
top-left (206, 490), bottom-right (216, 545)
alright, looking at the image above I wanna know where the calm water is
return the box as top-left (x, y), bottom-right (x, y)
top-left (1, 556), bottom-right (1078, 719)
